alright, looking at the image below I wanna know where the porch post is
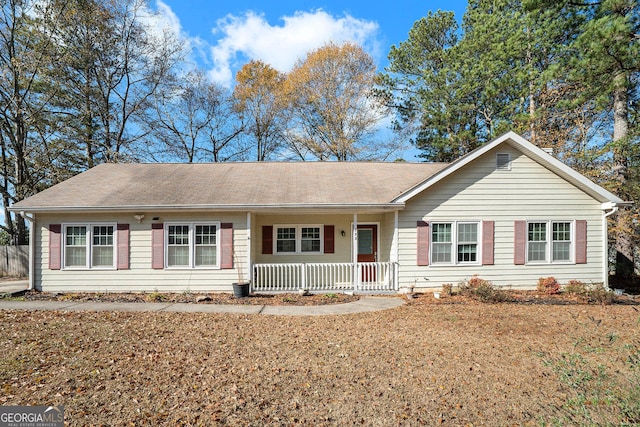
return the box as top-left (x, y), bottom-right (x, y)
top-left (246, 212), bottom-right (252, 283)
top-left (353, 213), bottom-right (358, 291)
top-left (392, 210), bottom-right (399, 291)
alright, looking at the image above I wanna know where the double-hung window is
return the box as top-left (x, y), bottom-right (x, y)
top-left (552, 222), bottom-right (572, 262)
top-left (63, 224), bottom-right (115, 269)
top-left (527, 222), bottom-right (547, 262)
top-left (276, 227), bottom-right (297, 253)
top-left (167, 225), bottom-right (190, 267)
top-left (166, 223), bottom-right (219, 268)
top-left (301, 227), bottom-right (321, 252)
top-left (195, 225), bottom-right (217, 266)
top-left (431, 222), bottom-right (480, 265)
top-left (431, 223), bottom-right (452, 263)
top-left (527, 221), bottom-right (572, 263)
top-left (457, 223), bottom-right (478, 263)
top-left (275, 225), bottom-right (322, 254)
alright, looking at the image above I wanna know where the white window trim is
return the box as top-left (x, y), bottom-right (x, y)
top-left (273, 224), bottom-right (324, 255)
top-left (62, 223), bottom-right (117, 270)
top-left (526, 220), bottom-right (574, 265)
top-left (165, 222), bottom-right (221, 269)
top-left (430, 221), bottom-right (482, 266)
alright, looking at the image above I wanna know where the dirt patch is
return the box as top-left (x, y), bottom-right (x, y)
top-left (21, 290), bottom-right (360, 306)
top-left (1, 301), bottom-right (639, 426)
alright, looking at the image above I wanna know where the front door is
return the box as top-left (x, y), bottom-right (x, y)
top-left (357, 225), bottom-right (377, 282)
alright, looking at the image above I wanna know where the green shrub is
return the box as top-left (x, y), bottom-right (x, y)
top-left (146, 288), bottom-right (166, 302)
top-left (585, 283), bottom-right (614, 305)
top-left (537, 277), bottom-right (561, 295)
top-left (564, 281), bottom-right (614, 305)
top-left (564, 279), bottom-right (588, 297)
top-left (458, 276), bottom-right (512, 303)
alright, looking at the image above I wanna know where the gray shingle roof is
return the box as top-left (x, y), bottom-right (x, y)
top-left (11, 162), bottom-right (448, 212)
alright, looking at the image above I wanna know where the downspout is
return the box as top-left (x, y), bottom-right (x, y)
top-left (603, 205), bottom-right (619, 289)
top-left (19, 211), bottom-right (35, 291)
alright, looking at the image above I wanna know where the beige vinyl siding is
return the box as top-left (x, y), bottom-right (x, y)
top-left (380, 212), bottom-right (396, 263)
top-left (398, 143), bottom-right (605, 290)
top-left (36, 211), bottom-right (399, 293)
top-left (35, 212), bottom-right (247, 293)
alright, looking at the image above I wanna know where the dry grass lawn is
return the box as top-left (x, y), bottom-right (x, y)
top-left (1, 295), bottom-right (639, 426)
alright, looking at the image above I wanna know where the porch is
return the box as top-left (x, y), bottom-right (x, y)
top-left (252, 262), bottom-right (399, 293)
top-left (249, 211), bottom-right (401, 293)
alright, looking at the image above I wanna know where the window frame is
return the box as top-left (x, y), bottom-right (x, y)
top-left (526, 220), bottom-right (574, 264)
top-left (164, 222), bottom-right (221, 269)
top-left (62, 223), bottom-right (117, 270)
top-left (430, 221), bottom-right (481, 266)
top-left (194, 224), bottom-right (218, 267)
top-left (273, 224), bottom-right (324, 255)
top-left (457, 222), bottom-right (479, 264)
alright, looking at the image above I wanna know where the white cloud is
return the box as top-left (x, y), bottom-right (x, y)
top-left (138, 0), bottom-right (184, 42)
top-left (151, 0), bottom-right (182, 36)
top-left (140, 1), bottom-right (209, 74)
top-left (208, 10), bottom-right (380, 87)
top-left (141, 4), bottom-right (381, 87)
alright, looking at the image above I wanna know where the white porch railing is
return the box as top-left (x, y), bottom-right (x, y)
top-left (252, 262), bottom-right (398, 293)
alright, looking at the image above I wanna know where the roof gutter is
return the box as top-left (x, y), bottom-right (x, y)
top-left (8, 203), bottom-right (406, 214)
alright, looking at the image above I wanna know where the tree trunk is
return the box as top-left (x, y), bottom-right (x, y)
top-left (0, 138), bottom-right (15, 240)
top-left (13, 108), bottom-right (29, 245)
top-left (611, 71), bottom-right (633, 281)
top-left (529, 80), bottom-right (536, 145)
top-left (526, 27), bottom-right (536, 146)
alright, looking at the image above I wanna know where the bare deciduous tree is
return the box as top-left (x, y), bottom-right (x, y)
top-left (147, 70), bottom-right (244, 162)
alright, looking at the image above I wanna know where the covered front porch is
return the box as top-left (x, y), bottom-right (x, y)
top-left (246, 211), bottom-right (400, 293)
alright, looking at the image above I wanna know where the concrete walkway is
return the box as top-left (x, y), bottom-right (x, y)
top-left (0, 285), bottom-right (405, 316)
top-left (0, 279), bottom-right (28, 295)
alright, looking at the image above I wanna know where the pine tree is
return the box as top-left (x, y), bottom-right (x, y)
top-left (378, 11), bottom-right (479, 162)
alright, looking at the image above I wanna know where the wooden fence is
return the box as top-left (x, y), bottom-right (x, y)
top-left (0, 245), bottom-right (28, 277)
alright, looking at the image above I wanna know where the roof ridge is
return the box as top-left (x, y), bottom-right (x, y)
top-left (97, 161), bottom-right (447, 166)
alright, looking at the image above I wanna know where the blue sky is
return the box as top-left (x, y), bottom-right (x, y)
top-left (155, 0), bottom-right (469, 87)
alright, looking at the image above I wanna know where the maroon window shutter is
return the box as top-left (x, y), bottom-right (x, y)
top-left (575, 220), bottom-right (587, 264)
top-left (417, 221), bottom-right (430, 266)
top-left (324, 225), bottom-right (335, 254)
top-left (117, 224), bottom-right (130, 270)
top-left (482, 221), bottom-right (495, 265)
top-left (262, 225), bottom-right (273, 255)
top-left (220, 223), bottom-right (233, 269)
top-left (49, 224), bottom-right (62, 270)
top-left (514, 220), bottom-right (526, 265)
top-left (151, 223), bottom-right (164, 269)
